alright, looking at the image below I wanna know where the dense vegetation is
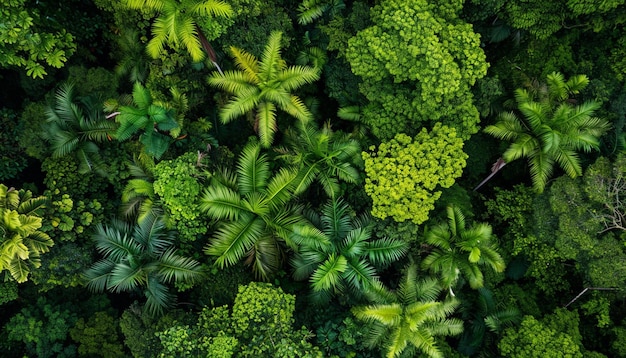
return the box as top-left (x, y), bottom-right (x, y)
top-left (1, 0), bottom-right (626, 357)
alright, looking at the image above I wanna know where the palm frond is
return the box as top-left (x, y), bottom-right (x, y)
top-left (206, 214), bottom-right (264, 268)
top-left (276, 66), bottom-right (320, 92)
top-left (108, 262), bottom-right (146, 292)
top-left (208, 71), bottom-right (258, 94)
top-left (291, 249), bottom-right (326, 280)
top-left (344, 259), bottom-right (377, 291)
top-left (85, 259), bottom-right (116, 292)
top-left (200, 185), bottom-right (246, 221)
top-left (248, 235), bottom-right (282, 281)
top-left (366, 237), bottom-right (408, 266)
top-left (230, 46), bottom-right (259, 82)
top-left (256, 101), bottom-right (278, 148)
top-left (8, 257), bottom-right (30, 283)
top-left (553, 148), bottom-right (582, 178)
top-left (352, 303), bottom-right (402, 326)
top-left (258, 31), bottom-right (284, 83)
top-left (502, 134), bottom-right (538, 163)
top-left (237, 142), bottom-right (270, 195)
top-left (297, 0), bottom-right (329, 25)
top-left (262, 167), bottom-right (297, 210)
top-left (321, 198), bottom-right (353, 240)
top-left (219, 89), bottom-right (261, 123)
top-left (528, 150), bottom-right (554, 193)
top-left (93, 221), bottom-right (143, 262)
top-left (177, 16), bottom-right (203, 62)
top-left (157, 248), bottom-right (203, 284)
top-left (144, 275), bottom-right (175, 317)
top-left (311, 253), bottom-right (347, 292)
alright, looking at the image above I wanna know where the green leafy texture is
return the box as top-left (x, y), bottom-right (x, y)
top-left (84, 213), bottom-right (204, 316)
top-left (153, 152), bottom-right (210, 243)
top-left (0, 0), bottom-right (76, 78)
top-left (120, 158), bottom-right (162, 224)
top-left (42, 83), bottom-right (117, 176)
top-left (0, 109), bottom-right (28, 180)
top-left (0, 184), bottom-right (53, 283)
top-left (123, 0), bottom-right (233, 62)
top-left (297, 0), bottom-right (345, 25)
top-left (114, 82), bottom-right (180, 159)
top-left (422, 205), bottom-right (506, 293)
top-left (498, 309), bottom-right (585, 358)
top-left (485, 72), bottom-right (610, 193)
top-left (201, 140), bottom-right (315, 280)
top-left (208, 31), bottom-right (321, 148)
top-left (277, 120), bottom-right (363, 198)
top-left (69, 311), bottom-right (126, 358)
top-left (456, 288), bottom-right (521, 356)
top-left (5, 296), bottom-right (78, 358)
top-left (345, 0), bottom-right (488, 140)
top-left (352, 263), bottom-right (463, 358)
top-left (291, 198), bottom-right (408, 304)
top-left (362, 124), bottom-right (467, 224)
top-left (0, 280), bottom-right (18, 305)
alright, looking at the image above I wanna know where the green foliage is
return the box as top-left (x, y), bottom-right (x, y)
top-left (362, 124), bottom-right (467, 224)
top-left (5, 296), bottom-right (78, 358)
top-left (123, 0), bottom-right (233, 63)
top-left (70, 311), bottom-right (126, 358)
top-left (0, 280), bottom-right (18, 305)
top-left (277, 120), bottom-right (362, 198)
top-left (0, 109), bottom-right (28, 181)
top-left (291, 198), bottom-right (408, 304)
top-left (352, 263), bottom-right (463, 358)
top-left (113, 82), bottom-right (180, 160)
top-left (17, 102), bottom-right (49, 160)
top-left (208, 31), bottom-right (321, 147)
top-left (85, 213), bottom-right (204, 316)
top-left (499, 309), bottom-right (585, 358)
top-left (0, 183), bottom-right (53, 283)
top-left (345, 0), bottom-right (488, 140)
top-left (153, 151), bottom-right (210, 243)
top-left (31, 242), bottom-right (94, 291)
top-left (315, 315), bottom-right (374, 357)
top-left (485, 72), bottom-right (610, 192)
top-left (422, 206), bottom-right (506, 292)
top-left (0, 0), bottom-right (76, 78)
top-left (201, 140), bottom-right (316, 280)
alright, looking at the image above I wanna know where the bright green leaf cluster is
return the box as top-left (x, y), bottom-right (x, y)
top-left (362, 124), bottom-right (467, 224)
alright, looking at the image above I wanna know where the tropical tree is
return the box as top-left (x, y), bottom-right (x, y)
top-left (123, 0), bottom-right (233, 71)
top-left (352, 263), bottom-right (464, 358)
top-left (0, 184), bottom-right (53, 283)
top-left (290, 198), bottom-right (408, 304)
top-left (120, 157), bottom-right (163, 224)
top-left (208, 31), bottom-right (321, 147)
top-left (84, 213), bottom-right (203, 316)
top-left (200, 140), bottom-right (324, 280)
top-left (42, 83), bottom-right (117, 176)
top-left (277, 120), bottom-right (362, 197)
top-left (110, 82), bottom-right (180, 159)
top-left (422, 206), bottom-right (505, 295)
top-left (481, 72), bottom-right (611, 192)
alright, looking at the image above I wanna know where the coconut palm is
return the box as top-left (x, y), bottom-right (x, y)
top-left (277, 120), bottom-right (362, 197)
top-left (200, 140), bottom-right (325, 280)
top-left (208, 31), bottom-right (321, 147)
top-left (42, 83), bottom-right (117, 176)
top-left (480, 72), bottom-right (610, 192)
top-left (352, 263), bottom-right (464, 358)
top-left (84, 213), bottom-right (203, 316)
top-left (123, 0), bottom-right (233, 71)
top-left (0, 184), bottom-right (52, 283)
top-left (290, 198), bottom-right (408, 304)
top-left (422, 206), bottom-right (505, 295)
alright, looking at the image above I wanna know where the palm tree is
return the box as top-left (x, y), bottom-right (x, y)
top-left (277, 120), bottom-right (362, 198)
top-left (0, 184), bottom-right (53, 283)
top-left (457, 288), bottom-right (521, 356)
top-left (42, 83), bottom-right (117, 176)
top-left (422, 206), bottom-right (505, 295)
top-left (84, 213), bottom-right (203, 316)
top-left (200, 140), bottom-right (324, 280)
top-left (290, 198), bottom-right (408, 303)
top-left (123, 0), bottom-right (233, 72)
top-left (479, 72), bottom-right (610, 192)
top-left (208, 31), bottom-right (321, 147)
top-left (111, 82), bottom-right (180, 159)
top-left (120, 157), bottom-right (164, 224)
top-left (352, 263), bottom-right (464, 358)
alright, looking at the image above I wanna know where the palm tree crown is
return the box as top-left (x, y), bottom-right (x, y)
top-left (208, 31), bottom-right (321, 147)
top-left (484, 72), bottom-right (610, 192)
top-left (84, 213), bottom-right (203, 316)
top-left (0, 184), bottom-right (52, 283)
top-left (200, 140), bottom-right (324, 280)
top-left (352, 263), bottom-right (464, 358)
top-left (290, 198), bottom-right (408, 304)
top-left (422, 206), bottom-right (505, 295)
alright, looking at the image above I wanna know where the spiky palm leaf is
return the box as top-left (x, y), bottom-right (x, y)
top-left (124, 0), bottom-right (233, 62)
top-left (484, 72), bottom-right (610, 192)
top-left (291, 198), bottom-right (407, 303)
top-left (85, 214), bottom-right (203, 316)
top-left (352, 264), bottom-right (462, 358)
top-left (423, 206), bottom-right (505, 292)
top-left (208, 31), bottom-right (320, 147)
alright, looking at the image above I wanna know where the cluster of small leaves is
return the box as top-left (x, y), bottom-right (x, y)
top-left (345, 0), bottom-right (487, 140)
top-left (69, 311), bottom-right (126, 358)
top-left (0, 0), bottom-right (76, 78)
top-left (362, 124), bottom-right (467, 224)
top-left (0, 280), bottom-right (18, 305)
top-left (30, 242), bottom-right (93, 291)
top-left (153, 152), bottom-right (209, 243)
top-left (5, 297), bottom-right (78, 358)
top-left (0, 109), bottom-right (28, 180)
